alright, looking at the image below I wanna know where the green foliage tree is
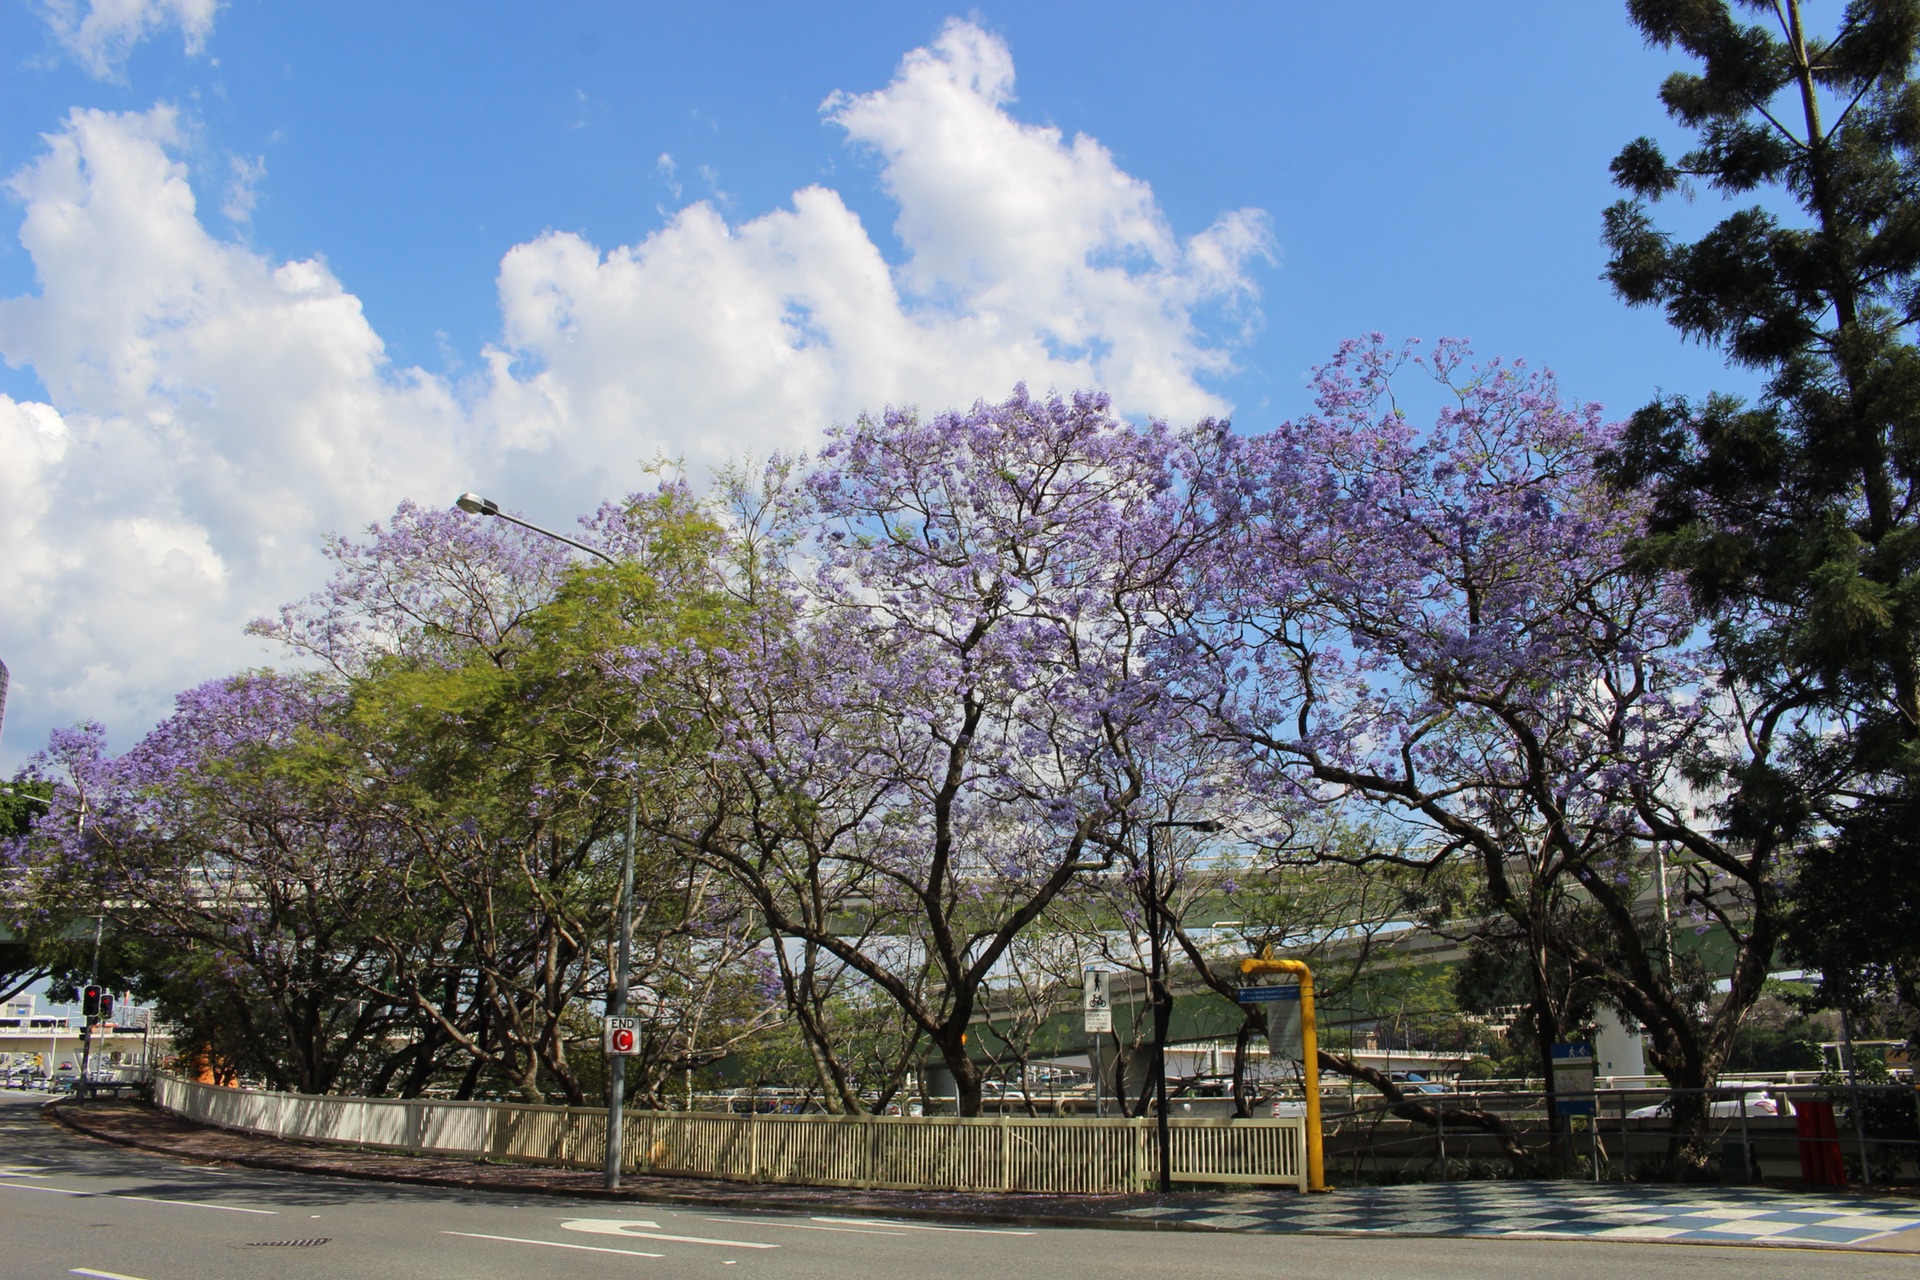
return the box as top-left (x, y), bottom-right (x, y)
top-left (1602, 0), bottom-right (1920, 1022)
top-left (279, 489), bottom-right (757, 1104)
top-left (5, 485), bottom-right (764, 1102)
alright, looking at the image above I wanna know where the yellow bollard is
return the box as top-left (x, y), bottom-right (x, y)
top-left (1238, 951), bottom-right (1329, 1191)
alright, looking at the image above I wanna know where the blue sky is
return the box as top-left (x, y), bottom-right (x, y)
top-left (0, 1), bottom-right (1759, 770)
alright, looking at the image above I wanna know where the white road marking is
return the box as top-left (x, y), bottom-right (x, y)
top-left (442, 1230), bottom-right (664, 1259)
top-left (811, 1216), bottom-right (1036, 1235)
top-left (0, 1180), bottom-right (276, 1213)
top-left (0, 1164), bottom-right (50, 1177)
top-left (705, 1216), bottom-right (907, 1236)
top-left (110, 1194), bottom-right (276, 1214)
top-left (561, 1218), bottom-right (779, 1249)
top-left (71, 1270), bottom-right (151, 1280)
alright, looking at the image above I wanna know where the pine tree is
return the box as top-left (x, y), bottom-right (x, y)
top-left (1602, 0), bottom-right (1920, 1023)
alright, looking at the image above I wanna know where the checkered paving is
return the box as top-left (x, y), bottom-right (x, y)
top-left (1118, 1182), bottom-right (1920, 1247)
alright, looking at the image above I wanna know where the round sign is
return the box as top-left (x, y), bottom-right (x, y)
top-left (610, 1028), bottom-right (636, 1054)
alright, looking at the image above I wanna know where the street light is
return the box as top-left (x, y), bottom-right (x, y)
top-left (1145, 817), bottom-right (1221, 1194)
top-left (452, 492), bottom-right (635, 1190)
top-left (455, 492), bottom-right (619, 567)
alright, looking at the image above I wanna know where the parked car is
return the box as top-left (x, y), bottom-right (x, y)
top-left (1627, 1088), bottom-right (1787, 1119)
top-left (1390, 1071), bottom-right (1448, 1095)
top-left (1172, 1079), bottom-right (1234, 1099)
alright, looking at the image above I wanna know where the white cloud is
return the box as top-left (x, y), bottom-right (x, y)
top-left (37, 0), bottom-right (220, 80)
top-left (655, 153), bottom-right (682, 201)
top-left (0, 20), bottom-right (1272, 769)
top-left (221, 152), bottom-right (266, 224)
top-left (480, 19), bottom-right (1270, 479)
top-left (0, 106), bottom-right (466, 762)
top-left (826, 19), bottom-right (1271, 413)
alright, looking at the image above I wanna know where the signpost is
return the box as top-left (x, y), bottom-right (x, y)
top-left (1551, 1041), bottom-right (1596, 1117)
top-left (1083, 969), bottom-right (1111, 1117)
top-left (604, 1016), bottom-right (641, 1058)
top-left (1236, 954), bottom-right (1327, 1192)
top-left (1082, 969), bottom-right (1112, 1032)
top-left (1237, 983), bottom-right (1303, 1059)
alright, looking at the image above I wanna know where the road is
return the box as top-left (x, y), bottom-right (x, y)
top-left (0, 1092), bottom-right (1908, 1279)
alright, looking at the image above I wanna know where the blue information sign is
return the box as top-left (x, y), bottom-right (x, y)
top-left (1551, 1041), bottom-right (1596, 1116)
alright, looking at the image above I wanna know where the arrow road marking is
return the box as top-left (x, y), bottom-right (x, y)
top-left (561, 1219), bottom-right (779, 1249)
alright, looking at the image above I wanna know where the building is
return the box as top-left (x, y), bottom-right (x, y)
top-left (0, 993), bottom-right (168, 1081)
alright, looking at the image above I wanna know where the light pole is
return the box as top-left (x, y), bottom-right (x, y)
top-left (453, 492), bottom-right (636, 1190)
top-left (1145, 817), bottom-right (1220, 1194)
top-left (77, 915), bottom-right (103, 1100)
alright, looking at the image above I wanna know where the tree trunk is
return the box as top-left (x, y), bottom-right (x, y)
top-left (1528, 933), bottom-right (1565, 1167)
top-left (786, 952), bottom-right (865, 1114)
top-left (1645, 1032), bottom-right (1716, 1174)
top-left (1230, 1010), bottom-right (1259, 1119)
top-left (869, 1028), bottom-right (921, 1114)
top-left (934, 1026), bottom-right (982, 1115)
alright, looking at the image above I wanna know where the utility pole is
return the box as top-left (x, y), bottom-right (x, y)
top-left (605, 790), bottom-right (637, 1189)
top-left (77, 915), bottom-right (103, 1100)
top-left (1146, 818), bottom-right (1220, 1194)
top-left (450, 493), bottom-right (639, 1190)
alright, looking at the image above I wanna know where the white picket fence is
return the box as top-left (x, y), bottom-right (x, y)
top-left (153, 1075), bottom-right (1305, 1193)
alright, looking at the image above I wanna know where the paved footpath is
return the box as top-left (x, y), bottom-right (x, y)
top-left (1125, 1180), bottom-right (1920, 1248)
top-left (47, 1096), bottom-right (1920, 1253)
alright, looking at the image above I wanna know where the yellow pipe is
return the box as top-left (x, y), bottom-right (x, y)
top-left (1238, 953), bottom-right (1328, 1191)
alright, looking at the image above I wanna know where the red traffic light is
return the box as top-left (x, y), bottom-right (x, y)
top-left (82, 987), bottom-right (101, 1018)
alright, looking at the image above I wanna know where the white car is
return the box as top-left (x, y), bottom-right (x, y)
top-left (1626, 1090), bottom-right (1786, 1119)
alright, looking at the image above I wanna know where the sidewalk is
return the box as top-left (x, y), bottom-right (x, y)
top-left (48, 1098), bottom-right (1920, 1252)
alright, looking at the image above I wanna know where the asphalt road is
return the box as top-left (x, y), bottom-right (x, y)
top-left (1, 1091), bottom-right (1909, 1280)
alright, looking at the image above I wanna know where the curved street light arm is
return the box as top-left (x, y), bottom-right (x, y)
top-left (453, 492), bottom-right (618, 567)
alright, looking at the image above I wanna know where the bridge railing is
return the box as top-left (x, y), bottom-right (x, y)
top-left (151, 1074), bottom-right (1306, 1193)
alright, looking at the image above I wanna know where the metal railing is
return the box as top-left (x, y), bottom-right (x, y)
top-left (1309, 1082), bottom-right (1920, 1186)
top-left (152, 1075), bottom-right (1306, 1193)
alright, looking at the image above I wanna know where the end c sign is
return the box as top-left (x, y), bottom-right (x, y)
top-left (604, 1015), bottom-right (642, 1056)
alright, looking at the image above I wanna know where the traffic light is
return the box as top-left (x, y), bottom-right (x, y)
top-left (99, 993), bottom-right (113, 1022)
top-left (82, 987), bottom-right (101, 1018)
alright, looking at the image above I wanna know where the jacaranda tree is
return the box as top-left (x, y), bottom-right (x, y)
top-left (1190, 338), bottom-right (1802, 1159)
top-left (651, 388), bottom-right (1241, 1115)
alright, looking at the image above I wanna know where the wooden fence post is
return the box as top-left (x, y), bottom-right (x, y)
top-left (999, 1111), bottom-right (1012, 1191)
